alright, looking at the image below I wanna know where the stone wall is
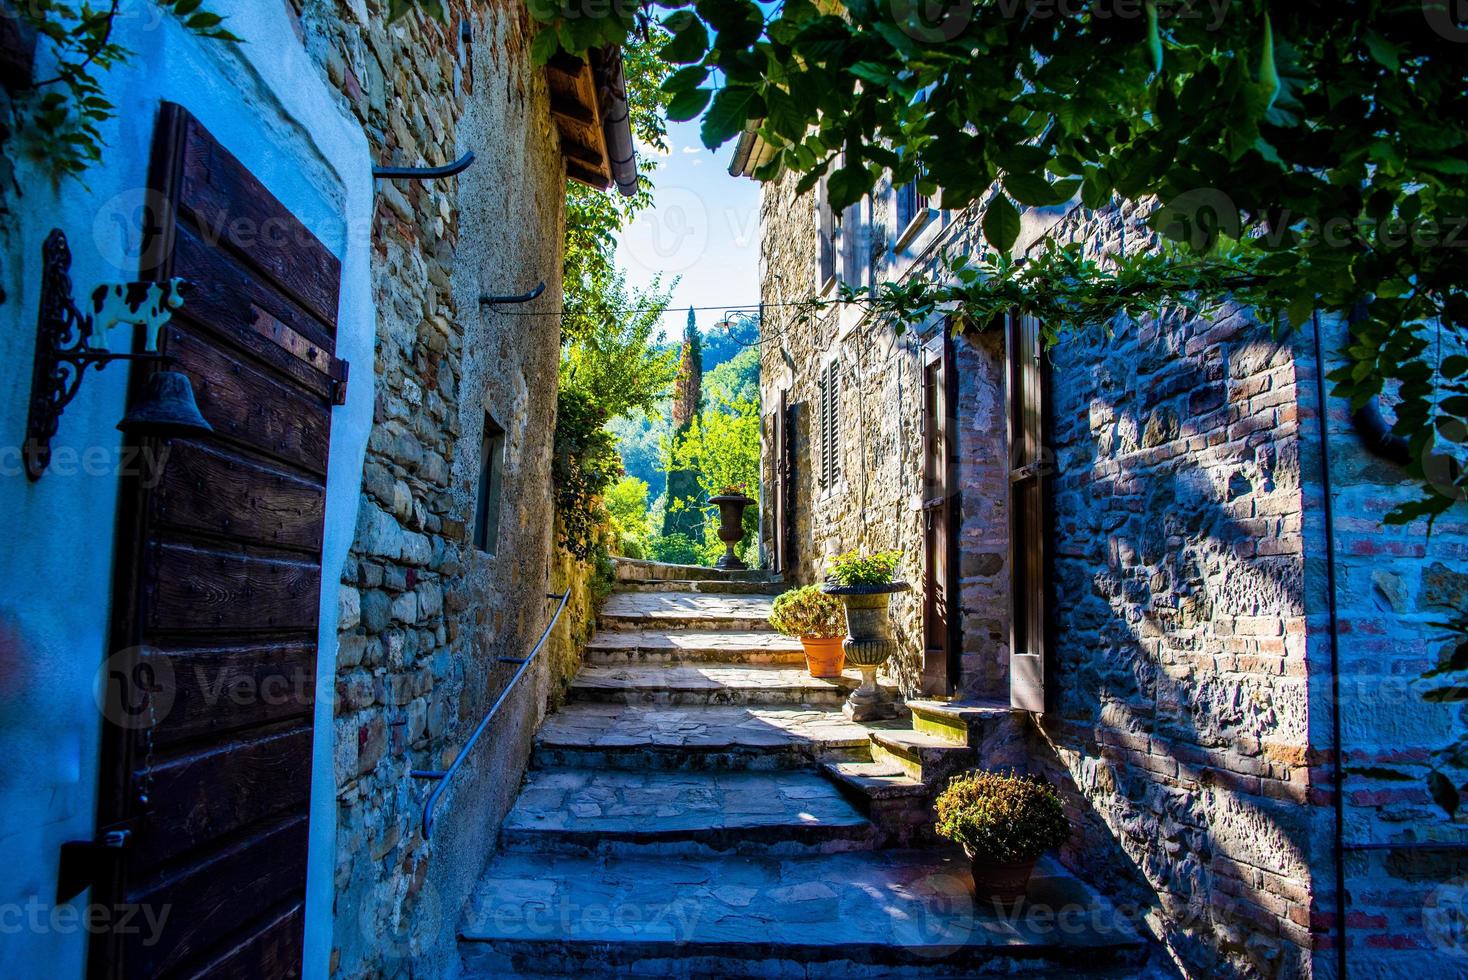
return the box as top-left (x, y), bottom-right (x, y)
top-left (757, 172), bottom-right (1333, 976)
top-left (757, 171), bottom-right (1009, 700)
top-left (292, 2), bottom-right (577, 976)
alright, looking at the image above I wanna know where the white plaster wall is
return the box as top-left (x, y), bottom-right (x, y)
top-left (0, 5), bottom-right (372, 976)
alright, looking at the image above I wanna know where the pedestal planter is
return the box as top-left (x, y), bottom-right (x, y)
top-left (967, 849), bottom-right (1037, 903)
top-left (709, 494), bottom-right (756, 570)
top-left (799, 636), bottom-right (845, 678)
top-left (821, 581), bottom-right (910, 721)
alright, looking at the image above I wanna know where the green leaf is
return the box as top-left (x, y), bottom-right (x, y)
top-left (662, 65), bottom-right (709, 94)
top-left (666, 87), bottom-right (712, 122)
top-left (1363, 31), bottom-right (1400, 72)
top-left (530, 27), bottom-right (560, 65)
top-left (1004, 172), bottom-right (1063, 207)
top-left (982, 195), bottom-right (1021, 254)
top-left (661, 17), bottom-right (709, 64)
top-left (701, 85), bottom-right (759, 148)
top-left (1429, 770), bottom-right (1460, 819)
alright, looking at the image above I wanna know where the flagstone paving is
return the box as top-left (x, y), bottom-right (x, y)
top-left (461, 567), bottom-right (1151, 976)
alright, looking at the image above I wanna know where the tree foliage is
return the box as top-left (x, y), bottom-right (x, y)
top-left (1, 1), bottom-right (238, 191)
top-left (529, 1), bottom-right (1468, 525)
top-left (664, 382), bottom-right (761, 566)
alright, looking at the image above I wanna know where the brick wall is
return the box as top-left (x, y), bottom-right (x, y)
top-left (292, 2), bottom-right (577, 976)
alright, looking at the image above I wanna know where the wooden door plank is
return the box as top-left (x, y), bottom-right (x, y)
top-left (178, 119), bottom-right (341, 332)
top-left (132, 727), bottom-right (313, 868)
top-left (171, 220), bottom-right (338, 368)
top-left (128, 816), bottom-right (308, 978)
top-left (145, 643), bottom-right (316, 748)
top-left (169, 328), bottom-right (332, 478)
top-left (182, 905), bottom-right (303, 980)
top-left (147, 544), bottom-right (322, 634)
top-left (152, 441), bottom-right (326, 553)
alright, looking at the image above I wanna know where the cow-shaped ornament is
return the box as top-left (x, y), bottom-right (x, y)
top-left (87, 278), bottom-right (189, 354)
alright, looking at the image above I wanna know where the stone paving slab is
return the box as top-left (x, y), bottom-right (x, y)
top-left (501, 769), bottom-right (874, 856)
top-left (619, 579), bottom-right (787, 595)
top-left (582, 629), bottom-right (805, 666)
top-left (461, 849), bottom-right (1147, 976)
top-left (569, 664), bottom-right (860, 708)
top-left (532, 704), bottom-right (877, 771)
top-left (599, 591), bottom-right (776, 631)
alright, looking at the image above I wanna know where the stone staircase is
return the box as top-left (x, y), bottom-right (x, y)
top-left (459, 565), bottom-right (1147, 977)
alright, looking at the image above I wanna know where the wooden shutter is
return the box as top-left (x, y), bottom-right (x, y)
top-left (773, 387), bottom-right (793, 573)
top-left (817, 181), bottom-right (835, 286)
top-left (827, 360), bottom-right (841, 485)
top-left (920, 330), bottom-right (960, 696)
top-left (1009, 312), bottom-right (1050, 713)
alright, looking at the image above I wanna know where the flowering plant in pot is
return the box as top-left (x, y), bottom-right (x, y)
top-left (820, 549), bottom-right (909, 720)
top-left (768, 586), bottom-right (847, 678)
top-left (935, 770), bottom-right (1070, 902)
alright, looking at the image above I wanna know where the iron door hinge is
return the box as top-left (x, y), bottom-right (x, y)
top-left (57, 822), bottom-right (136, 903)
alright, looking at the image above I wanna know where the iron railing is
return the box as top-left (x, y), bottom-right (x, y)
top-left (409, 589), bottom-right (570, 838)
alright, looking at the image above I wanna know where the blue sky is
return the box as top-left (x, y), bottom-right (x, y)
top-left (615, 117), bottom-right (761, 341)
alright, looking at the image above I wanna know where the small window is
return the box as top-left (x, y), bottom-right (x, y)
top-left (816, 359), bottom-right (841, 489)
top-left (895, 179), bottom-right (932, 249)
top-left (473, 414), bottom-right (505, 553)
top-left (839, 202), bottom-right (861, 286)
top-left (817, 179), bottom-right (836, 289)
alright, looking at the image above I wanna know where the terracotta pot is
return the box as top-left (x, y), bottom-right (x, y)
top-left (709, 494), bottom-right (756, 570)
top-left (967, 851), bottom-right (1038, 903)
top-left (800, 636), bottom-right (845, 678)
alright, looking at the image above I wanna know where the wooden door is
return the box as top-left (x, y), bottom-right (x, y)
top-left (772, 387), bottom-right (793, 574)
top-left (1008, 313), bottom-right (1049, 713)
top-left (90, 103), bottom-right (344, 979)
top-left (919, 331), bottom-right (959, 697)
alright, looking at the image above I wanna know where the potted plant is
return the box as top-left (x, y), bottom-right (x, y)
top-left (935, 770), bottom-right (1071, 902)
top-left (708, 483), bottom-right (756, 570)
top-left (768, 586), bottom-right (847, 678)
top-left (820, 549), bottom-right (909, 721)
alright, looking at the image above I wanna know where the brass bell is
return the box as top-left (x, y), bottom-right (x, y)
top-left (117, 370), bottom-right (214, 438)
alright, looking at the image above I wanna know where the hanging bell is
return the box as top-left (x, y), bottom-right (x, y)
top-left (117, 369), bottom-right (214, 438)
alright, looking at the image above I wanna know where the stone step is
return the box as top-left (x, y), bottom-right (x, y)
top-left (582, 629), bottom-right (805, 666)
top-left (906, 698), bottom-right (1013, 747)
top-left (459, 849), bottom-right (1149, 978)
top-left (616, 578), bottom-right (787, 595)
top-left (499, 768), bottom-right (876, 857)
top-left (568, 664), bottom-right (859, 708)
top-left (612, 557), bottom-right (776, 583)
top-left (598, 591), bottom-right (775, 632)
top-left (821, 760), bottom-right (936, 848)
top-left (869, 726), bottom-right (977, 786)
top-left (531, 703), bottom-right (873, 772)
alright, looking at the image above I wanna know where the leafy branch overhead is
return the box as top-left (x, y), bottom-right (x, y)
top-left (2, 1), bottom-right (238, 185)
top-left (530, 0), bottom-right (1468, 526)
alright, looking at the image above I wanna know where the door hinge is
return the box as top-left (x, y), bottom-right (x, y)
top-left (57, 823), bottom-right (135, 903)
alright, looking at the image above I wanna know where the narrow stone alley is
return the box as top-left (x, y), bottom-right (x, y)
top-left (456, 561), bottom-right (1148, 976)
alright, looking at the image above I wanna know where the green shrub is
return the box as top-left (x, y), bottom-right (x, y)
top-left (767, 586), bottom-right (844, 639)
top-left (647, 533), bottom-right (703, 565)
top-left (825, 549), bottom-right (903, 587)
top-left (934, 770), bottom-right (1070, 864)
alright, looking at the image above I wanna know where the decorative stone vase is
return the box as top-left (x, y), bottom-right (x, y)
top-left (821, 581), bottom-right (910, 721)
top-left (709, 494), bottom-right (756, 570)
top-left (799, 636), bottom-right (845, 678)
top-left (966, 848), bottom-right (1037, 904)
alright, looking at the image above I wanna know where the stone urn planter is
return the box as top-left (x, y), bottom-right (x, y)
top-left (820, 581), bottom-right (910, 721)
top-left (709, 493), bottom-right (756, 570)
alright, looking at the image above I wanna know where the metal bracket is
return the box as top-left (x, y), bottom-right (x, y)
top-left (479, 281), bottom-right (546, 307)
top-left (24, 230), bottom-right (185, 479)
top-left (373, 151), bottom-right (477, 181)
top-left (57, 825), bottom-right (133, 903)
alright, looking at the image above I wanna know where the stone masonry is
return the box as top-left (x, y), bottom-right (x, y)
top-left (754, 159), bottom-right (1468, 977)
top-left (291, 3), bottom-right (581, 976)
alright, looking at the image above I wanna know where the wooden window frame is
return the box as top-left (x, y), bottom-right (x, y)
top-left (816, 179), bottom-right (836, 293)
top-left (473, 413), bottom-right (505, 554)
top-left (1008, 311), bottom-right (1052, 714)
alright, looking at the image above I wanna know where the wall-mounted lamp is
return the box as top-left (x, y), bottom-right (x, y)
top-left (24, 229), bottom-right (212, 480)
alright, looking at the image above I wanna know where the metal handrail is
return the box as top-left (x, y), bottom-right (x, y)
top-left (409, 589), bottom-right (570, 838)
